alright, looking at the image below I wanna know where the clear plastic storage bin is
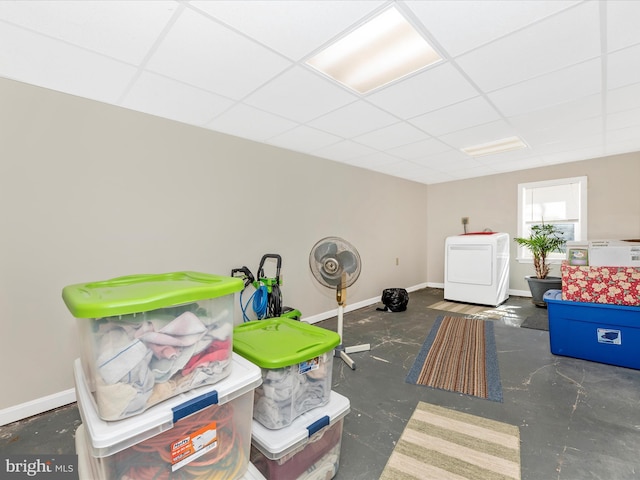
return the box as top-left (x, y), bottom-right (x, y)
top-left (74, 353), bottom-right (261, 479)
top-left (250, 391), bottom-right (350, 480)
top-left (233, 317), bottom-right (340, 429)
top-left (63, 271), bottom-right (243, 420)
top-left (75, 424), bottom-right (268, 480)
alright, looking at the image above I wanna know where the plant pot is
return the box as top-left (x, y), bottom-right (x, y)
top-left (525, 276), bottom-right (562, 308)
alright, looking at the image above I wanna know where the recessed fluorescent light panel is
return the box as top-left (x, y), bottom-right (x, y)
top-left (306, 7), bottom-right (442, 94)
top-left (461, 136), bottom-right (528, 157)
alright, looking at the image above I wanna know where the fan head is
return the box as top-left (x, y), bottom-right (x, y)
top-left (309, 237), bottom-right (361, 289)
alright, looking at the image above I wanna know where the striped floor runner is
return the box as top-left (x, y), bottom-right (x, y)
top-left (428, 300), bottom-right (490, 316)
top-left (406, 316), bottom-right (502, 402)
top-left (380, 402), bottom-right (521, 480)
top-left (428, 300), bottom-right (516, 321)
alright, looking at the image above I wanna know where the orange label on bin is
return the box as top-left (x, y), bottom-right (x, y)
top-left (170, 421), bottom-right (217, 471)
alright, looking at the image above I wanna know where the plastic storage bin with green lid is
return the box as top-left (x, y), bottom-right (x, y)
top-left (62, 271), bottom-right (244, 421)
top-left (233, 317), bottom-right (340, 429)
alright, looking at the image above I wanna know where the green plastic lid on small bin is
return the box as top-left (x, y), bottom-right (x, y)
top-left (62, 271), bottom-right (244, 318)
top-left (233, 317), bottom-right (340, 369)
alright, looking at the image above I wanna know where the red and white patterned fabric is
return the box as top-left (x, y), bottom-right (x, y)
top-left (561, 261), bottom-right (640, 306)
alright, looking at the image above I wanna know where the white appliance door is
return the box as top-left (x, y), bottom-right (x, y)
top-left (446, 244), bottom-right (493, 285)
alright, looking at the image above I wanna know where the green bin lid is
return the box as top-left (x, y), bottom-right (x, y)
top-left (233, 317), bottom-right (340, 369)
top-left (62, 271), bottom-right (243, 318)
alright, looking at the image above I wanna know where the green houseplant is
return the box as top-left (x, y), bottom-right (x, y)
top-left (514, 223), bottom-right (567, 307)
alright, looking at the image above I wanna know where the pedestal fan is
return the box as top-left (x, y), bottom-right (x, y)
top-left (309, 236), bottom-right (370, 370)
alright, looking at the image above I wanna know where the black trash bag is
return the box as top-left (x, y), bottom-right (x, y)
top-left (376, 288), bottom-right (409, 312)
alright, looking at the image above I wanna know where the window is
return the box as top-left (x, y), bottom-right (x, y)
top-left (517, 176), bottom-right (588, 262)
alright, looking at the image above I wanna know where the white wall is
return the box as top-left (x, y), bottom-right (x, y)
top-left (0, 78), bottom-right (429, 419)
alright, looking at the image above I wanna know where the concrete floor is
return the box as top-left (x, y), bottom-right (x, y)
top-left (2, 287), bottom-right (640, 479)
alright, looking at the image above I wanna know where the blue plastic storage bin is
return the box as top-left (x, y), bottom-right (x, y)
top-left (545, 297), bottom-right (640, 369)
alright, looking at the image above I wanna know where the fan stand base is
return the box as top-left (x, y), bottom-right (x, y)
top-left (335, 343), bottom-right (371, 370)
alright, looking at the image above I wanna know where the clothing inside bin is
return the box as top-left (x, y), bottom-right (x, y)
top-left (93, 305), bottom-right (232, 420)
top-left (254, 354), bottom-right (331, 429)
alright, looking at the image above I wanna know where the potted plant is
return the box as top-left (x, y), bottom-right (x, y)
top-left (514, 223), bottom-right (567, 307)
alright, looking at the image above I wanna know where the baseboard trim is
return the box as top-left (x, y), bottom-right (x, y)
top-left (1, 282), bottom-right (529, 425)
top-left (509, 288), bottom-right (532, 297)
top-left (0, 388), bottom-right (76, 427)
top-left (425, 283), bottom-right (532, 298)
top-left (302, 282), bottom-right (428, 325)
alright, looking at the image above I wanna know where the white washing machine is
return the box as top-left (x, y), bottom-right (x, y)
top-left (444, 232), bottom-right (510, 307)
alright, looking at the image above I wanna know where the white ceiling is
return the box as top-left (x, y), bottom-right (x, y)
top-left (1, 0), bottom-right (640, 185)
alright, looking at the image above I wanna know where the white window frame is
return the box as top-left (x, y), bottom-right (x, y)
top-left (516, 176), bottom-right (588, 263)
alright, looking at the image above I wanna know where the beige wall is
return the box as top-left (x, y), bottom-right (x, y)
top-left (426, 154), bottom-right (640, 291)
top-left (0, 78), bottom-right (429, 412)
top-left (2, 75), bottom-right (639, 417)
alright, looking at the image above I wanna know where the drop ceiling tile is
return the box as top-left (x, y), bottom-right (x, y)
top-left (0, 22), bottom-right (136, 104)
top-left (536, 143), bottom-right (606, 164)
top-left (412, 170), bottom-right (457, 185)
top-left (434, 155), bottom-right (486, 173)
top-left (244, 66), bottom-right (357, 123)
top-left (268, 125), bottom-right (341, 152)
top-left (604, 137), bottom-right (640, 156)
top-left (472, 149), bottom-right (535, 168)
top-left (121, 72), bottom-right (234, 126)
top-left (410, 149), bottom-right (469, 169)
top-left (488, 59), bottom-right (601, 118)
top-left (557, 134), bottom-right (606, 151)
top-left (369, 160), bottom-right (427, 176)
top-left (607, 106), bottom-right (640, 131)
top-left (207, 103), bottom-right (297, 142)
top-left (509, 94), bottom-right (602, 132)
top-left (489, 157), bottom-right (562, 173)
top-left (607, 124), bottom-right (640, 143)
top-left (190, 0), bottom-right (385, 61)
top-left (366, 63), bottom-right (478, 118)
top-left (313, 140), bottom-right (377, 162)
top-left (607, 43), bottom-right (640, 90)
top-left (353, 122), bottom-right (429, 151)
top-left (146, 7), bottom-right (292, 99)
top-left (409, 96), bottom-right (503, 136)
top-left (496, 138), bottom-right (600, 162)
top-left (346, 152), bottom-right (402, 169)
top-left (308, 101), bottom-right (398, 138)
top-left (405, 0), bottom-right (579, 57)
top-left (523, 117), bottom-right (603, 147)
top-left (447, 165), bottom-right (497, 180)
top-left (455, 1), bottom-right (600, 92)
top-left (607, 82), bottom-right (640, 113)
top-left (0, 0), bottom-right (177, 65)
top-left (438, 120), bottom-right (519, 150)
top-left (387, 138), bottom-right (451, 160)
top-left (607, 1), bottom-right (640, 51)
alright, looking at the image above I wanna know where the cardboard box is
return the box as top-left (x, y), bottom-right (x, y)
top-left (589, 240), bottom-right (640, 267)
top-left (74, 353), bottom-right (261, 480)
top-left (561, 262), bottom-right (640, 306)
top-left (545, 298), bottom-right (640, 369)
